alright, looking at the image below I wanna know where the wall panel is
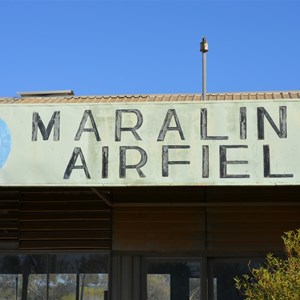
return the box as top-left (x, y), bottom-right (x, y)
top-left (0, 188), bottom-right (112, 250)
top-left (206, 187), bottom-right (300, 254)
top-left (113, 206), bottom-right (205, 251)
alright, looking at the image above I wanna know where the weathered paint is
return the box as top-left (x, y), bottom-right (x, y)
top-left (0, 100), bottom-right (299, 186)
top-left (0, 118), bottom-right (11, 168)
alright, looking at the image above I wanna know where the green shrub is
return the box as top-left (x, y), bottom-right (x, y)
top-left (235, 229), bottom-right (300, 300)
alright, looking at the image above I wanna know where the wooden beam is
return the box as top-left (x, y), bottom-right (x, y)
top-left (113, 201), bottom-right (300, 207)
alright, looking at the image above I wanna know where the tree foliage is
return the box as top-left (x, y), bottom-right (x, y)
top-left (235, 228), bottom-right (300, 300)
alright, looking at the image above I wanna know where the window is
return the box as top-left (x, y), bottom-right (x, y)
top-left (0, 253), bottom-right (109, 300)
top-left (146, 259), bottom-right (202, 300)
top-left (208, 258), bottom-right (264, 300)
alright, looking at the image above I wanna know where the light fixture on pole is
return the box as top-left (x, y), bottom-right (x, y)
top-left (200, 37), bottom-right (208, 100)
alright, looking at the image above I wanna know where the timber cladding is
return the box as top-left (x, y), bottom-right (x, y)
top-left (0, 188), bottom-right (111, 250)
top-left (0, 186), bottom-right (299, 254)
top-left (113, 205), bottom-right (300, 253)
top-left (206, 187), bottom-right (300, 253)
top-left (112, 187), bottom-right (300, 254)
top-left (206, 206), bottom-right (300, 253)
top-left (113, 206), bottom-right (206, 251)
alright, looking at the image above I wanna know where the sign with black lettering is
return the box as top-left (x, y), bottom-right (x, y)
top-left (0, 100), bottom-right (298, 186)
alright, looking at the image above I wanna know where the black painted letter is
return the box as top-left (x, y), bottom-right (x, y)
top-left (115, 109), bottom-right (143, 141)
top-left (162, 145), bottom-right (190, 177)
top-left (157, 109), bottom-right (185, 141)
top-left (75, 110), bottom-right (101, 141)
top-left (202, 145), bottom-right (209, 178)
top-left (200, 109), bottom-right (228, 140)
top-left (257, 106), bottom-right (287, 139)
top-left (32, 111), bottom-right (60, 141)
top-left (119, 146), bottom-right (147, 178)
top-left (219, 145), bottom-right (249, 178)
top-left (263, 145), bottom-right (293, 178)
top-left (102, 146), bottom-right (109, 179)
top-left (64, 147), bottom-right (91, 179)
top-left (240, 107), bottom-right (247, 140)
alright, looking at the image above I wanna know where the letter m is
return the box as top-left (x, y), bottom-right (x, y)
top-left (32, 111), bottom-right (60, 141)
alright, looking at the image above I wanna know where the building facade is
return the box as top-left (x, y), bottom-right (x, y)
top-left (0, 91), bottom-right (300, 300)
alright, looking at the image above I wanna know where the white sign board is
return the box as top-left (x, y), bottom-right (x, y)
top-left (0, 100), bottom-right (299, 186)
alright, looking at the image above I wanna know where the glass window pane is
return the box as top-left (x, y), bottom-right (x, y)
top-left (189, 278), bottom-right (201, 300)
top-left (49, 273), bottom-right (76, 300)
top-left (23, 255), bottom-right (48, 274)
top-left (79, 273), bottom-right (108, 300)
top-left (147, 274), bottom-right (170, 300)
top-left (27, 274), bottom-right (47, 300)
top-left (0, 274), bottom-right (22, 300)
top-left (0, 255), bottom-right (23, 274)
top-left (48, 254), bottom-right (109, 300)
top-left (209, 259), bottom-right (264, 300)
top-left (0, 254), bottom-right (47, 300)
top-left (49, 254), bottom-right (109, 274)
top-left (0, 253), bottom-right (109, 300)
top-left (147, 260), bottom-right (202, 300)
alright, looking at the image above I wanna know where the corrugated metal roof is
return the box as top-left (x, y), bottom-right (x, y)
top-left (0, 91), bottom-right (299, 104)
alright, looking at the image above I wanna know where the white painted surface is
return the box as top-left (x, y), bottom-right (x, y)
top-left (0, 100), bottom-right (298, 186)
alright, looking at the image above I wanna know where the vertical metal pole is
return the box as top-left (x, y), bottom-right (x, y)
top-left (202, 52), bottom-right (206, 100)
top-left (200, 37), bottom-right (208, 101)
top-left (213, 278), bottom-right (218, 300)
top-left (76, 273), bottom-right (80, 300)
top-left (46, 273), bottom-right (49, 300)
top-left (16, 276), bottom-right (18, 300)
top-left (46, 254), bottom-right (49, 300)
top-left (80, 274), bottom-right (85, 300)
top-left (104, 290), bottom-right (109, 300)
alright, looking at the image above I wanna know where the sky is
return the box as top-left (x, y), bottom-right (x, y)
top-left (0, 0), bottom-right (299, 97)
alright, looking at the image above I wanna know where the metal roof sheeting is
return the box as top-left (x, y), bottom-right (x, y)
top-left (0, 91), bottom-right (299, 104)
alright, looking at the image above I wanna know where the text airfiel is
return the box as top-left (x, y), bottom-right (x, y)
top-left (30, 102), bottom-right (294, 185)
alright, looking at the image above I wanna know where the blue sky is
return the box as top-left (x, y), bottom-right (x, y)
top-left (0, 0), bottom-right (299, 97)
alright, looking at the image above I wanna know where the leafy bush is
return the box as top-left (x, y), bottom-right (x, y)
top-left (235, 229), bottom-right (300, 300)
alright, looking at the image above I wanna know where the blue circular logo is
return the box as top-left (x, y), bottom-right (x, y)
top-left (0, 119), bottom-right (11, 168)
